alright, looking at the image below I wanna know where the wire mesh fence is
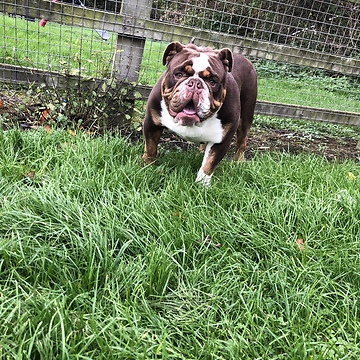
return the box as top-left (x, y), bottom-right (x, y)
top-left (1, 0), bottom-right (360, 125)
top-left (152, 0), bottom-right (360, 57)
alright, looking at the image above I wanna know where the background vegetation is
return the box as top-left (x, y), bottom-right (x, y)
top-left (0, 15), bottom-right (116, 77)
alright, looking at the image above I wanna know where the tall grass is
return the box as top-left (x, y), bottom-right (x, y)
top-left (0, 128), bottom-right (359, 358)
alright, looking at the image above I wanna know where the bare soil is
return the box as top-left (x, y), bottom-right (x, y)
top-left (246, 126), bottom-right (360, 163)
top-left (148, 126), bottom-right (360, 163)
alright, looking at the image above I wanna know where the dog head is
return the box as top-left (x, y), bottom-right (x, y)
top-left (161, 42), bottom-right (233, 126)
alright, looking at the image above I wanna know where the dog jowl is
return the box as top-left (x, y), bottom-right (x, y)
top-left (142, 41), bottom-right (257, 186)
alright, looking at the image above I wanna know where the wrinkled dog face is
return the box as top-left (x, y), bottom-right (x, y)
top-left (161, 43), bottom-right (233, 127)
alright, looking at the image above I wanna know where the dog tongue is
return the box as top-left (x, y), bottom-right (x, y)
top-left (176, 112), bottom-right (200, 126)
top-left (173, 101), bottom-right (200, 126)
top-left (183, 102), bottom-right (196, 115)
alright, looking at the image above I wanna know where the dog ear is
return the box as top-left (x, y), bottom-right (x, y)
top-left (217, 48), bottom-right (233, 72)
top-left (162, 42), bottom-right (185, 66)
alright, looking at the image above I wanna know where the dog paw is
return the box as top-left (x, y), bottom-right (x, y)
top-left (142, 154), bottom-right (157, 165)
top-left (196, 169), bottom-right (212, 187)
top-left (232, 151), bottom-right (245, 162)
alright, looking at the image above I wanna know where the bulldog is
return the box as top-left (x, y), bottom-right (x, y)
top-left (142, 41), bottom-right (257, 186)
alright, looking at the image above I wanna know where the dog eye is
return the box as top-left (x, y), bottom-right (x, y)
top-left (209, 79), bottom-right (217, 86)
top-left (175, 72), bottom-right (183, 79)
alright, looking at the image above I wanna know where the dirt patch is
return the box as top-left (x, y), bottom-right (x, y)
top-left (139, 126), bottom-right (360, 164)
top-left (246, 126), bottom-right (360, 163)
top-left (1, 91), bottom-right (359, 163)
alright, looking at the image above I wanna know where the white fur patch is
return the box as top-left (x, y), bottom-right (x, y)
top-left (196, 169), bottom-right (212, 187)
top-left (196, 142), bottom-right (213, 186)
top-left (160, 101), bottom-right (223, 144)
top-left (192, 53), bottom-right (210, 73)
top-left (200, 142), bottom-right (212, 168)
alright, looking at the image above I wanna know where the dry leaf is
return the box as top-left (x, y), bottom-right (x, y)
top-left (348, 172), bottom-right (356, 181)
top-left (172, 211), bottom-right (185, 221)
top-left (39, 109), bottom-right (49, 123)
top-left (25, 171), bottom-right (35, 179)
top-left (198, 235), bottom-right (222, 248)
top-left (295, 238), bottom-right (305, 252)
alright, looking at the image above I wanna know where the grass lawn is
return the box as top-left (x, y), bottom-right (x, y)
top-left (0, 14), bottom-right (116, 77)
top-left (0, 127), bottom-right (359, 358)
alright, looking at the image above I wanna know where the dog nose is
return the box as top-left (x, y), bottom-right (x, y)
top-left (187, 78), bottom-right (204, 90)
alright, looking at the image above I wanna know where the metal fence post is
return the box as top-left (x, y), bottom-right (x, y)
top-left (113, 0), bottom-right (152, 83)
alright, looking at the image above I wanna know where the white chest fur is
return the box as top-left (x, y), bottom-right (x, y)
top-left (160, 100), bottom-right (223, 144)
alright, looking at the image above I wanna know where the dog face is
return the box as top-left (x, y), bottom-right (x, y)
top-left (160, 42), bottom-right (233, 127)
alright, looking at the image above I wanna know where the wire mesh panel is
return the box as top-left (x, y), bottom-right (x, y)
top-left (0, 0), bottom-right (359, 123)
top-left (151, 0), bottom-right (359, 57)
top-left (1, 13), bottom-right (115, 75)
top-left (1, 1), bottom-right (118, 81)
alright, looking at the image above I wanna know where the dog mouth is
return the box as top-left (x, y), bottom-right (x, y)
top-left (169, 100), bottom-right (201, 126)
top-left (182, 101), bottom-right (197, 115)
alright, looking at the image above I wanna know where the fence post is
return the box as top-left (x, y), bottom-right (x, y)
top-left (113, 0), bottom-right (152, 83)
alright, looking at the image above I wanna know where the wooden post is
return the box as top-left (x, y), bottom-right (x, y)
top-left (113, 0), bottom-right (152, 83)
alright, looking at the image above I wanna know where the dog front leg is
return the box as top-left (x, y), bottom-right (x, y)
top-left (195, 142), bottom-right (230, 186)
top-left (142, 118), bottom-right (163, 163)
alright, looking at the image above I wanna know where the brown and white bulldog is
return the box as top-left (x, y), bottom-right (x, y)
top-left (142, 41), bottom-right (257, 186)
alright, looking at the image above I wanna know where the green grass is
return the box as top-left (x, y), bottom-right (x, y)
top-left (2, 14), bottom-right (360, 114)
top-left (257, 77), bottom-right (360, 112)
top-left (254, 115), bottom-right (360, 139)
top-left (0, 14), bottom-right (116, 76)
top-left (0, 128), bottom-right (359, 358)
top-left (255, 61), bottom-right (360, 112)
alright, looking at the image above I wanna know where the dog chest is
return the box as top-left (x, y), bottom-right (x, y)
top-left (160, 100), bottom-right (223, 144)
